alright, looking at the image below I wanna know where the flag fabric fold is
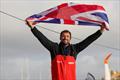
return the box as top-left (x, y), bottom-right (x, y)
top-left (26, 2), bottom-right (109, 30)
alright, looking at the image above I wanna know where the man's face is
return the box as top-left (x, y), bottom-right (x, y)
top-left (60, 32), bottom-right (71, 45)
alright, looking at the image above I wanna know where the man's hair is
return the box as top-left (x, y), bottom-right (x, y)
top-left (60, 30), bottom-right (71, 38)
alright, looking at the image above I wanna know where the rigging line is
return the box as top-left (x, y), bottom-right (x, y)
top-left (94, 43), bottom-right (120, 51)
top-left (36, 25), bottom-right (81, 40)
top-left (0, 10), bottom-right (24, 22)
top-left (0, 10), bottom-right (80, 40)
top-left (0, 10), bottom-right (120, 51)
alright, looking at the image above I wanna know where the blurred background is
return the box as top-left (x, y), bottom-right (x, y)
top-left (0, 0), bottom-right (120, 80)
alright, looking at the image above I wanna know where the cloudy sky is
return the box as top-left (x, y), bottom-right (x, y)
top-left (0, 0), bottom-right (120, 80)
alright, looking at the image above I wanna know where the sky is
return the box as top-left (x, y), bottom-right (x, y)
top-left (0, 0), bottom-right (120, 80)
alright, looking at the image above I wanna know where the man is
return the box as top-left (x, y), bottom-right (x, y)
top-left (26, 21), bottom-right (105, 80)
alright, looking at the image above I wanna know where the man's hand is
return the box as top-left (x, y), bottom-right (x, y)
top-left (26, 20), bottom-right (35, 29)
top-left (100, 23), bottom-right (106, 33)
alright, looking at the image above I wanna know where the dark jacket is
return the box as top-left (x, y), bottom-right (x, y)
top-left (31, 27), bottom-right (102, 60)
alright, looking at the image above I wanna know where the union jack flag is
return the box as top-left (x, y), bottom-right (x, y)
top-left (26, 3), bottom-right (109, 30)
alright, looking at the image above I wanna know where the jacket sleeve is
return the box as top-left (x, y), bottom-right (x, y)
top-left (31, 27), bottom-right (55, 51)
top-left (73, 30), bottom-right (102, 54)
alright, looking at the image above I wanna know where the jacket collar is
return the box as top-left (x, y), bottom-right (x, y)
top-left (59, 42), bottom-right (70, 48)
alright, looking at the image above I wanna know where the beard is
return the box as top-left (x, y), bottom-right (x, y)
top-left (62, 39), bottom-right (70, 45)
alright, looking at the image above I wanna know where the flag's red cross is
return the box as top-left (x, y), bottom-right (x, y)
top-left (46, 5), bottom-right (78, 24)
